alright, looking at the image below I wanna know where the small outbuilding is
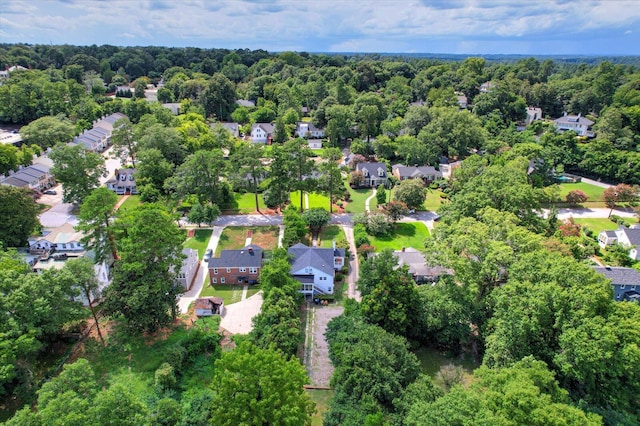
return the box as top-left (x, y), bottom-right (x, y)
top-left (195, 297), bottom-right (224, 317)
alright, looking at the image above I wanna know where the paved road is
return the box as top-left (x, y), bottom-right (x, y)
top-left (548, 208), bottom-right (636, 220)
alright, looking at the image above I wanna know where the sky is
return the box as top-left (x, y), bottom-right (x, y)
top-left (1, 0), bottom-right (640, 55)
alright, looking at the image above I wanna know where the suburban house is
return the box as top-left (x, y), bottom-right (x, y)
top-left (479, 81), bottom-right (495, 93)
top-left (356, 162), bottom-right (388, 187)
top-left (392, 164), bottom-right (442, 184)
top-left (236, 99), bottom-right (256, 108)
top-left (208, 244), bottom-right (263, 285)
top-left (593, 266), bottom-right (640, 304)
top-left (288, 242), bottom-right (345, 295)
top-left (553, 113), bottom-right (595, 137)
top-left (0, 65), bottom-right (28, 80)
top-left (251, 123), bottom-right (274, 144)
top-left (438, 160), bottom-right (462, 180)
top-left (162, 103), bottom-right (182, 115)
top-left (218, 122), bottom-right (240, 138)
top-left (105, 168), bottom-right (137, 195)
top-left (28, 222), bottom-right (111, 306)
top-left (68, 112), bottom-right (128, 153)
top-left (456, 94), bottom-right (468, 109)
top-left (176, 248), bottom-right (199, 291)
top-left (598, 225), bottom-right (640, 260)
top-left (525, 107), bottom-right (543, 126)
top-left (0, 158), bottom-right (55, 192)
top-left (308, 139), bottom-right (323, 150)
top-left (296, 122), bottom-right (325, 138)
top-left (409, 100), bottom-right (426, 107)
top-left (391, 248), bottom-right (453, 283)
top-left (195, 297), bottom-right (224, 317)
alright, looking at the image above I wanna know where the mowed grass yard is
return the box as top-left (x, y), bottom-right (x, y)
top-left (423, 189), bottom-right (446, 211)
top-left (227, 192), bottom-right (267, 214)
top-left (369, 222), bottom-right (430, 251)
top-left (116, 194), bottom-right (142, 212)
top-left (199, 284), bottom-right (260, 305)
top-left (319, 225), bottom-right (346, 248)
top-left (556, 182), bottom-right (606, 203)
top-left (573, 217), bottom-right (638, 235)
top-left (182, 229), bottom-right (212, 258)
top-left (345, 183), bottom-right (375, 213)
top-left (215, 226), bottom-right (279, 255)
top-left (307, 389), bottom-right (333, 426)
top-left (290, 191), bottom-right (332, 211)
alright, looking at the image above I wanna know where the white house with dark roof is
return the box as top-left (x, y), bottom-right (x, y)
top-left (288, 243), bottom-right (345, 295)
top-left (355, 162), bottom-right (388, 187)
top-left (553, 113), bottom-right (594, 137)
top-left (392, 164), bottom-right (442, 183)
top-left (176, 248), bottom-right (199, 291)
top-left (296, 122), bottom-right (325, 139)
top-left (593, 266), bottom-right (640, 304)
top-left (251, 123), bottom-right (274, 144)
top-left (105, 168), bottom-right (137, 195)
top-left (598, 226), bottom-right (640, 260)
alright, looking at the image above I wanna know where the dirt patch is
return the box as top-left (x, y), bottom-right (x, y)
top-left (305, 304), bottom-right (344, 387)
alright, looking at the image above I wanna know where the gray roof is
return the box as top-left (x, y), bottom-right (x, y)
top-left (604, 230), bottom-right (617, 237)
top-left (393, 248), bottom-right (452, 278)
top-left (593, 266), bottom-right (640, 286)
top-left (1, 175), bottom-right (30, 187)
top-left (288, 243), bottom-right (345, 276)
top-left (621, 228), bottom-right (640, 246)
top-left (554, 114), bottom-right (594, 126)
top-left (236, 99), bottom-right (255, 107)
top-left (208, 245), bottom-right (263, 269)
top-left (253, 123), bottom-right (275, 134)
top-left (356, 162), bottom-right (387, 178)
top-left (392, 164), bottom-right (442, 179)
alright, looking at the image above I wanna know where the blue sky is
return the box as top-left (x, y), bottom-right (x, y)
top-left (1, 0), bottom-right (639, 55)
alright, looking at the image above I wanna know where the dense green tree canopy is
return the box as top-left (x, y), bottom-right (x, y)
top-left (0, 185), bottom-right (39, 247)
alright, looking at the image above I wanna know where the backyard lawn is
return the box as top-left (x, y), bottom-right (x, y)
top-left (369, 222), bottom-right (430, 250)
top-left (423, 189), bottom-right (446, 211)
top-left (227, 192), bottom-right (267, 214)
top-left (182, 229), bottom-right (212, 258)
top-left (290, 191), bottom-right (332, 211)
top-left (307, 389), bottom-right (333, 426)
top-left (215, 226), bottom-right (279, 255)
top-left (573, 217), bottom-right (638, 235)
top-left (345, 183), bottom-right (375, 213)
top-left (556, 182), bottom-right (606, 203)
top-left (318, 225), bottom-right (346, 248)
top-left (199, 284), bottom-right (260, 305)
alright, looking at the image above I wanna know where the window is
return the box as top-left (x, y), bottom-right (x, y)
top-left (61, 243), bottom-right (66, 249)
top-left (221, 277), bottom-right (225, 284)
top-left (239, 267), bottom-right (246, 272)
top-left (328, 287), bottom-right (333, 293)
top-left (212, 278), bottom-right (217, 284)
top-left (620, 285), bottom-right (626, 289)
top-left (226, 268), bottom-right (231, 273)
top-left (250, 267), bottom-right (257, 274)
top-left (213, 268), bottom-right (218, 274)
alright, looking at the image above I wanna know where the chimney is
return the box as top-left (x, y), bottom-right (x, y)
top-left (332, 240), bottom-right (336, 251)
top-left (247, 247), bottom-right (253, 254)
top-left (401, 247), bottom-right (405, 252)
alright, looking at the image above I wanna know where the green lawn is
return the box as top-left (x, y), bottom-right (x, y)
top-left (423, 189), bottom-right (446, 211)
top-left (556, 182), bottom-right (606, 203)
top-left (183, 229), bottom-right (213, 258)
top-left (116, 194), bottom-right (142, 212)
top-left (227, 192), bottom-right (267, 214)
top-left (573, 217), bottom-right (638, 235)
top-left (345, 183), bottom-right (375, 213)
top-left (369, 222), bottom-right (431, 251)
top-left (307, 389), bottom-right (333, 426)
top-left (413, 345), bottom-right (478, 380)
top-left (290, 191), bottom-right (332, 211)
top-left (199, 284), bottom-right (260, 305)
top-left (216, 226), bottom-right (279, 255)
top-left (319, 225), bottom-right (346, 248)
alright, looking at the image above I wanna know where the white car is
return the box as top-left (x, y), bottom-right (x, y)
top-left (203, 249), bottom-right (213, 262)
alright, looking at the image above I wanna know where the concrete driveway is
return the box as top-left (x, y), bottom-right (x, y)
top-left (219, 291), bottom-right (264, 334)
top-left (39, 202), bottom-right (78, 228)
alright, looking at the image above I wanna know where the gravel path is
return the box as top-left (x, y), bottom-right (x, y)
top-left (306, 304), bottom-right (344, 387)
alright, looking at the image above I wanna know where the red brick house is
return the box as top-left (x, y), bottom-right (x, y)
top-left (208, 244), bottom-right (263, 285)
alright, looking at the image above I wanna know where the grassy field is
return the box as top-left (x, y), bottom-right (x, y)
top-left (413, 346), bottom-right (478, 387)
top-left (116, 194), bottom-right (142, 212)
top-left (369, 222), bottom-right (430, 250)
top-left (573, 217), bottom-right (638, 235)
top-left (199, 284), bottom-right (260, 305)
top-left (423, 189), bottom-right (446, 211)
top-left (227, 192), bottom-right (267, 214)
top-left (183, 229), bottom-right (213, 258)
top-left (345, 183), bottom-right (375, 213)
top-left (556, 182), bottom-right (606, 202)
top-left (216, 226), bottom-right (279, 255)
top-left (290, 191), bottom-right (332, 210)
top-left (307, 389), bottom-right (333, 426)
top-left (319, 225), bottom-right (346, 248)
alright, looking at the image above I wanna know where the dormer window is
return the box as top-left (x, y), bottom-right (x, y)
top-left (129, 175), bottom-right (134, 181)
top-left (120, 174), bottom-right (126, 181)
top-left (362, 168), bottom-right (369, 176)
top-left (377, 168), bottom-right (384, 177)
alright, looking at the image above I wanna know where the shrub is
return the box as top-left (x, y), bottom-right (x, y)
top-left (565, 189), bottom-right (588, 205)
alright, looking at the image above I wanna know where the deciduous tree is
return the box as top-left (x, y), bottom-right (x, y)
top-left (0, 185), bottom-right (39, 247)
top-left (50, 143), bottom-right (106, 204)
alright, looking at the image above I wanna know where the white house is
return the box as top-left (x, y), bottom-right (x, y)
top-left (598, 226), bottom-right (640, 261)
top-left (288, 243), bottom-right (345, 295)
top-left (296, 122), bottom-right (325, 138)
top-left (525, 107), bottom-right (543, 125)
top-left (105, 168), bottom-right (137, 195)
top-left (251, 123), bottom-right (274, 144)
top-left (356, 162), bottom-right (388, 187)
top-left (308, 139), bottom-right (323, 150)
top-left (176, 248), bottom-right (199, 291)
top-left (553, 113), bottom-right (594, 137)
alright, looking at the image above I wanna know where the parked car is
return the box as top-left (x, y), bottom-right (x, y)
top-left (203, 249), bottom-right (213, 262)
top-left (43, 189), bottom-right (57, 195)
